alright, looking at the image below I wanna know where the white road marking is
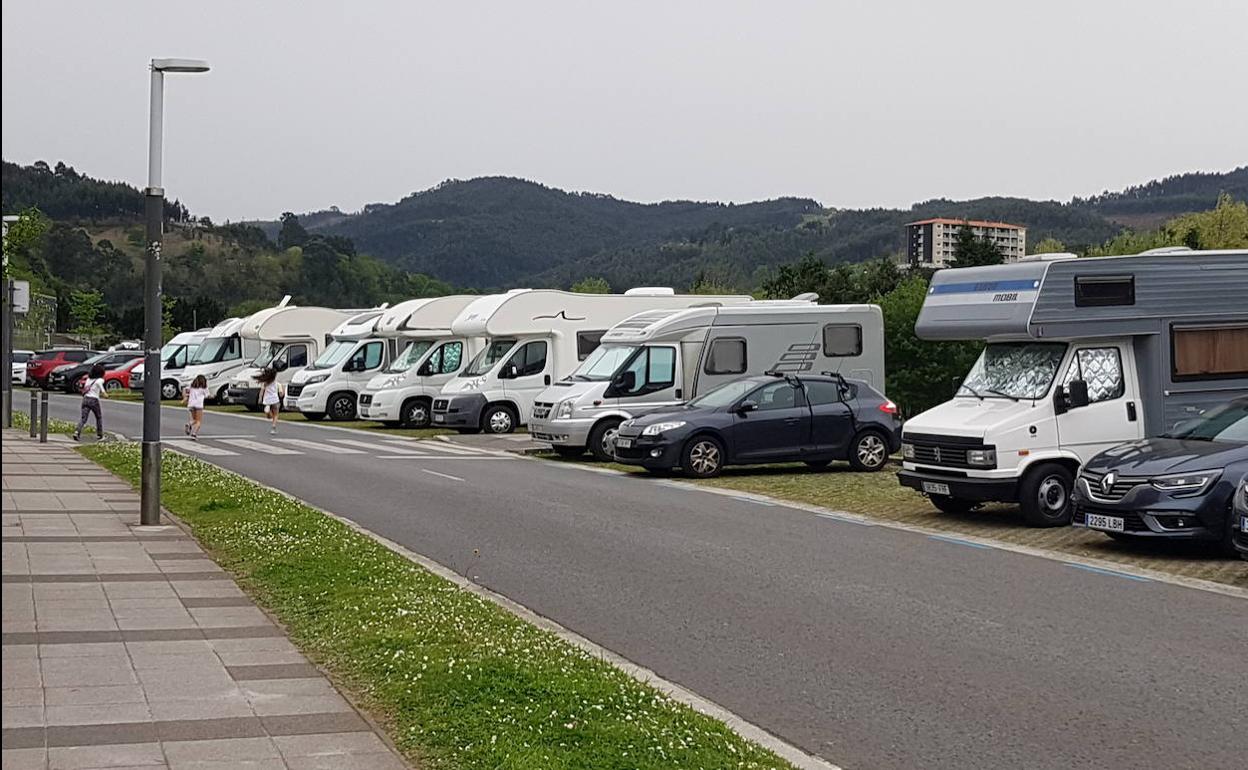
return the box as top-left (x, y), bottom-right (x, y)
top-left (327, 438), bottom-right (423, 455)
top-left (164, 439), bottom-right (239, 457)
top-left (274, 438), bottom-right (365, 454)
top-left (219, 438), bottom-right (302, 455)
top-left (374, 455), bottom-right (515, 461)
top-left (420, 468), bottom-right (464, 482)
top-left (404, 440), bottom-right (480, 455)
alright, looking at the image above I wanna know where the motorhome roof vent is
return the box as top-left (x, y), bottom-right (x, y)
top-left (277, 295), bottom-right (293, 307)
top-left (1138, 246), bottom-right (1193, 255)
top-left (1020, 252), bottom-right (1079, 262)
top-left (792, 292), bottom-right (820, 302)
top-left (623, 287), bottom-right (676, 296)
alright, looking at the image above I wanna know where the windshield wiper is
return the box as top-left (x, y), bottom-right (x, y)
top-left (568, 374), bottom-right (590, 381)
top-left (982, 388), bottom-right (1021, 402)
top-left (957, 384), bottom-right (984, 400)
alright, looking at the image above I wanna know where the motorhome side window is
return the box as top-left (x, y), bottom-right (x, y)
top-left (619, 346), bottom-right (676, 394)
top-left (507, 341), bottom-right (548, 377)
top-left (351, 342), bottom-right (383, 371)
top-left (706, 338), bottom-right (747, 375)
top-left (1061, 347), bottom-right (1125, 402)
top-left (1171, 324), bottom-right (1248, 381)
top-left (576, 331), bottom-right (605, 361)
top-left (428, 342), bottom-right (463, 374)
top-left (1074, 275), bottom-right (1135, 307)
top-left (823, 324), bottom-right (862, 357)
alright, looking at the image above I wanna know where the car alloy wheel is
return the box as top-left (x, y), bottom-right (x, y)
top-left (161, 380), bottom-right (180, 400)
top-left (329, 394), bottom-right (357, 421)
top-left (403, 400), bottom-right (430, 428)
top-left (854, 433), bottom-right (887, 470)
top-left (104, 380), bottom-right (122, 392)
top-left (686, 439), bottom-right (722, 477)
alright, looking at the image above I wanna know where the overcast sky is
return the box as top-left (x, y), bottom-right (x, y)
top-left (4, 1), bottom-right (1245, 222)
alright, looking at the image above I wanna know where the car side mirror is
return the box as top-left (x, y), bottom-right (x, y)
top-left (1066, 379), bottom-right (1090, 409)
top-left (735, 400), bottom-right (758, 414)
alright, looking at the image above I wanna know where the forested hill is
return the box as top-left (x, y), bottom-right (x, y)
top-left (263, 166), bottom-right (1245, 290)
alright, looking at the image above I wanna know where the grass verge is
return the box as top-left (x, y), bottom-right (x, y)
top-left (540, 453), bottom-right (1248, 590)
top-left (81, 441), bottom-right (795, 770)
top-left (12, 409), bottom-right (79, 436)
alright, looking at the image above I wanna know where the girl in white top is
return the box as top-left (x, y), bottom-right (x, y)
top-left (73, 364), bottom-right (108, 441)
top-left (183, 374), bottom-right (209, 439)
top-left (255, 367), bottom-right (284, 435)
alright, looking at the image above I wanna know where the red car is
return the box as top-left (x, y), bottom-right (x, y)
top-left (100, 358), bottom-right (144, 392)
top-left (25, 349), bottom-right (97, 388)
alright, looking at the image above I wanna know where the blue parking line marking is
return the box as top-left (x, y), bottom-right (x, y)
top-left (1066, 563), bottom-right (1153, 582)
top-left (928, 534), bottom-right (991, 549)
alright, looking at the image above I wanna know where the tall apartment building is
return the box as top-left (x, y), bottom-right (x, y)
top-left (906, 218), bottom-right (1027, 267)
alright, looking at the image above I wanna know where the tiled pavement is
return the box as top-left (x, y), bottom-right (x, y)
top-left (2, 431), bottom-right (408, 770)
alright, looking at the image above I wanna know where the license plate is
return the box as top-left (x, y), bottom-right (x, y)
top-left (1085, 513), bottom-right (1125, 533)
top-left (1240, 516), bottom-right (1248, 533)
top-left (433, 414), bottom-right (444, 423)
top-left (922, 481), bottom-right (950, 496)
top-left (616, 438), bottom-right (632, 449)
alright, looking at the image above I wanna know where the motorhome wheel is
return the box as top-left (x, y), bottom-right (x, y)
top-left (482, 405), bottom-right (516, 434)
top-left (161, 380), bottom-right (180, 400)
top-left (1019, 463), bottom-right (1074, 527)
top-left (401, 398), bottom-right (431, 428)
top-left (682, 436), bottom-right (724, 478)
top-left (328, 393), bottom-right (357, 421)
top-left (849, 430), bottom-right (889, 472)
top-left (588, 419), bottom-right (622, 462)
top-left (215, 385), bottom-right (229, 404)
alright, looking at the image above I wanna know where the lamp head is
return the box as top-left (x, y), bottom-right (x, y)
top-left (151, 58), bottom-right (210, 73)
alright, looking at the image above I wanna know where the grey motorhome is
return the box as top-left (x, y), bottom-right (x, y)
top-left (898, 248), bottom-right (1248, 526)
top-left (530, 301), bottom-right (886, 460)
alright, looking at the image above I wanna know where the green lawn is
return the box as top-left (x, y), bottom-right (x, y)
top-left (81, 442), bottom-right (795, 770)
top-left (540, 454), bottom-right (1248, 590)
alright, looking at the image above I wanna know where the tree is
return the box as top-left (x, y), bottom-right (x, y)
top-left (760, 253), bottom-right (828, 299)
top-left (950, 225), bottom-right (1005, 268)
top-left (1030, 236), bottom-right (1066, 254)
top-left (1, 207), bottom-right (51, 284)
top-left (161, 295), bottom-right (180, 343)
top-left (570, 276), bottom-right (610, 294)
top-left (68, 289), bottom-right (107, 346)
top-left (277, 212), bottom-right (309, 250)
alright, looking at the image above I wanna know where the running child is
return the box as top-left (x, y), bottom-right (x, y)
top-left (183, 374), bottom-right (209, 439)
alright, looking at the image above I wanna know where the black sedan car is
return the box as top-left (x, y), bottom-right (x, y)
top-left (613, 373), bottom-right (902, 478)
top-left (1072, 397), bottom-right (1248, 550)
top-left (47, 351), bottom-right (144, 393)
top-left (1232, 474), bottom-right (1248, 560)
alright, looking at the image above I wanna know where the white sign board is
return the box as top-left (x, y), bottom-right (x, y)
top-left (11, 280), bottom-right (30, 314)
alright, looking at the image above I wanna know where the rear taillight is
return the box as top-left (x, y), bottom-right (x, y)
top-left (878, 401), bottom-right (898, 415)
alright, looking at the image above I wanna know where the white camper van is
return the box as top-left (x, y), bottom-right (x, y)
top-left (356, 295), bottom-right (483, 427)
top-left (285, 309), bottom-right (392, 421)
top-left (223, 306), bottom-right (352, 410)
top-left (431, 289), bottom-right (752, 434)
top-left (898, 249), bottom-right (1248, 526)
top-left (176, 317), bottom-right (251, 402)
top-left (531, 301), bottom-right (886, 460)
top-left (129, 328), bottom-right (210, 399)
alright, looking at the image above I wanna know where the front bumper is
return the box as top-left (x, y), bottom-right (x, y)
top-left (1070, 474), bottom-right (1231, 541)
top-left (611, 432), bottom-right (684, 469)
top-left (898, 468), bottom-right (1019, 502)
top-left (358, 392), bottom-right (400, 421)
top-left (529, 416), bottom-right (594, 446)
top-left (432, 394), bottom-right (487, 428)
top-left (226, 386), bottom-right (259, 407)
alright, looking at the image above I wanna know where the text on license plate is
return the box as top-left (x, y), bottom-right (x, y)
top-left (1085, 513), bottom-right (1125, 533)
top-left (921, 481), bottom-right (950, 496)
top-left (1240, 516), bottom-right (1248, 533)
top-left (433, 414), bottom-right (444, 423)
top-left (615, 438), bottom-right (633, 449)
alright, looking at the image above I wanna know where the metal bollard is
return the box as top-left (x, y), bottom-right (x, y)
top-left (29, 390), bottom-right (38, 438)
top-left (39, 391), bottom-right (49, 443)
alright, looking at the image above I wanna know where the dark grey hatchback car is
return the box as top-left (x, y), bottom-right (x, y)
top-left (612, 373), bottom-right (902, 477)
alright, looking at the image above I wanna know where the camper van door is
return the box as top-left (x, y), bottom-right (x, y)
top-left (500, 338), bottom-right (550, 422)
top-left (1054, 339), bottom-right (1144, 461)
top-left (346, 340), bottom-right (386, 387)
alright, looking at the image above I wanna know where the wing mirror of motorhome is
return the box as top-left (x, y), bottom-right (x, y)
top-left (1066, 379), bottom-right (1090, 409)
top-left (735, 400), bottom-right (758, 414)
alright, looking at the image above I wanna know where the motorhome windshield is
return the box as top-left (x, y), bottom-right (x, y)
top-left (161, 343), bottom-right (196, 368)
top-left (386, 341), bottom-right (434, 373)
top-left (461, 339), bottom-right (517, 377)
top-left (960, 342), bottom-right (1067, 400)
top-left (569, 345), bottom-right (638, 381)
top-left (309, 340), bottom-right (355, 370)
top-left (689, 379), bottom-right (759, 409)
top-left (189, 336), bottom-right (241, 365)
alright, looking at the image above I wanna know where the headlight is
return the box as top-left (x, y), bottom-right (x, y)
top-left (901, 442), bottom-right (915, 460)
top-left (1149, 470), bottom-right (1219, 495)
top-left (967, 449), bottom-right (997, 468)
top-left (641, 421), bottom-right (686, 436)
top-left (555, 399), bottom-right (574, 419)
top-left (304, 373), bottom-right (330, 385)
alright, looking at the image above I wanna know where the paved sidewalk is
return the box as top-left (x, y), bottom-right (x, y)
top-left (2, 430), bottom-right (407, 770)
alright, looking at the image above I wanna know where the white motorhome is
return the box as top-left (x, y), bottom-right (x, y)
top-left (176, 314), bottom-right (263, 403)
top-left (531, 301), bottom-right (886, 459)
top-left (431, 288), bottom-right (752, 434)
top-left (285, 308), bottom-right (393, 420)
top-left (223, 305), bottom-right (352, 410)
top-left (898, 249), bottom-right (1248, 526)
top-left (356, 295), bottom-right (483, 427)
top-left (129, 328), bottom-right (210, 399)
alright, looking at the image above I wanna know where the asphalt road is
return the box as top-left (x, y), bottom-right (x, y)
top-left (41, 393), bottom-right (1248, 770)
